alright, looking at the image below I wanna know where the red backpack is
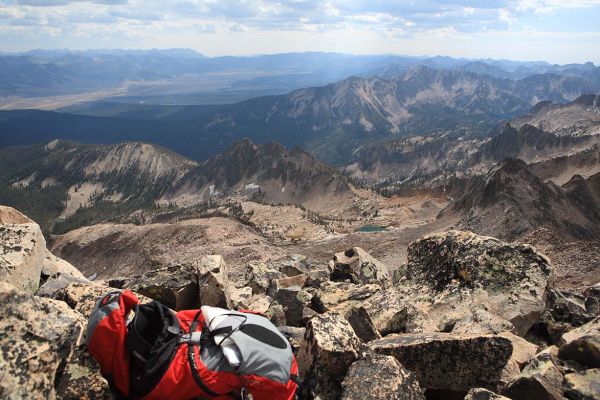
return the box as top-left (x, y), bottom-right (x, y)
top-left (86, 290), bottom-right (299, 400)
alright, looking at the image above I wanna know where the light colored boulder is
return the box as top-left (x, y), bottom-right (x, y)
top-left (559, 317), bottom-right (600, 369)
top-left (503, 352), bottom-right (564, 400)
top-left (405, 230), bottom-right (553, 336)
top-left (196, 255), bottom-right (231, 309)
top-left (0, 281), bottom-right (110, 399)
top-left (42, 250), bottom-right (86, 280)
top-left (245, 261), bottom-right (285, 294)
top-left (0, 205), bottom-right (46, 292)
top-left (312, 280), bottom-right (381, 315)
top-left (230, 285), bottom-right (253, 309)
top-left (54, 282), bottom-right (152, 319)
top-left (330, 247), bottom-right (390, 286)
top-left (37, 271), bottom-right (91, 298)
top-left (297, 312), bottom-right (361, 400)
top-left (361, 288), bottom-right (427, 335)
top-left (465, 388), bottom-right (511, 400)
top-left (498, 331), bottom-right (539, 369)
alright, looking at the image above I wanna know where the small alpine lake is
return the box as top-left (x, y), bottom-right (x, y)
top-left (356, 225), bottom-right (387, 233)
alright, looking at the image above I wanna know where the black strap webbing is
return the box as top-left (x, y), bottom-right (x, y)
top-left (187, 311), bottom-right (221, 397)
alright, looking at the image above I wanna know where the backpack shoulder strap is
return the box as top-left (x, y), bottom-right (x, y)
top-left (186, 310), bottom-right (223, 398)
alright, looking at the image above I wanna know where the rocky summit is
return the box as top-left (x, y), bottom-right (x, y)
top-left (1, 204), bottom-right (600, 399)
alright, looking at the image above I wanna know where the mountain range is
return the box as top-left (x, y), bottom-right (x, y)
top-left (440, 158), bottom-right (600, 241)
top-left (0, 138), bottom-right (358, 234)
top-left (345, 95), bottom-right (600, 192)
top-left (1, 66), bottom-right (599, 163)
top-left (3, 49), bottom-right (598, 98)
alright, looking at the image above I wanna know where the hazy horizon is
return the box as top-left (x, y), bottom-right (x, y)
top-left (2, 47), bottom-right (597, 66)
top-left (1, 1), bottom-right (600, 64)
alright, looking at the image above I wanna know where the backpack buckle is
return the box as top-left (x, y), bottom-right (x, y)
top-left (179, 332), bottom-right (203, 344)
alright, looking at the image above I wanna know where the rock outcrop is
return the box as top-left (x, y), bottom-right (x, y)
top-left (297, 312), bottom-right (361, 400)
top-left (0, 282), bottom-right (110, 399)
top-left (0, 206), bottom-right (46, 292)
top-left (119, 263), bottom-right (200, 310)
top-left (341, 353), bottom-right (425, 400)
top-left (559, 317), bottom-right (600, 369)
top-left (2, 202), bottom-right (597, 400)
top-left (117, 255), bottom-right (231, 310)
top-left (369, 332), bottom-right (513, 392)
top-left (465, 388), bottom-right (511, 400)
top-left (504, 352), bottom-right (564, 400)
top-left (52, 282), bottom-right (151, 322)
top-left (330, 247), bottom-right (390, 286)
top-left (564, 369), bottom-right (600, 400)
top-left (404, 230), bottom-right (553, 336)
top-left (197, 255), bottom-right (231, 309)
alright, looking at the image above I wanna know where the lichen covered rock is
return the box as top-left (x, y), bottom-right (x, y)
top-left (0, 282), bottom-right (109, 399)
top-left (312, 280), bottom-right (381, 314)
top-left (54, 282), bottom-right (152, 319)
top-left (406, 230), bottom-right (553, 335)
top-left (196, 255), bottom-right (231, 309)
top-left (273, 285), bottom-right (313, 327)
top-left (560, 335), bottom-right (600, 369)
top-left (564, 369), bottom-right (600, 400)
top-left (0, 206), bottom-right (46, 292)
top-left (55, 345), bottom-right (111, 399)
top-left (330, 247), bottom-right (390, 286)
top-left (37, 271), bottom-right (91, 298)
top-left (465, 388), bottom-right (511, 400)
top-left (245, 261), bottom-right (285, 294)
top-left (503, 351), bottom-right (564, 400)
top-left (361, 288), bottom-right (425, 335)
top-left (369, 332), bottom-right (513, 392)
top-left (123, 263), bottom-right (199, 310)
top-left (345, 306), bottom-right (381, 343)
top-left (122, 255), bottom-right (230, 310)
top-left (297, 312), bottom-right (361, 400)
top-left (341, 353), bottom-right (425, 400)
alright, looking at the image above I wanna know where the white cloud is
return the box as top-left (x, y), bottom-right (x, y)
top-left (516, 0), bottom-right (600, 15)
top-left (0, 0), bottom-right (598, 63)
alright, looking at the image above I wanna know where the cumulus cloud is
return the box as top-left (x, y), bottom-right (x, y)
top-left (2, 0), bottom-right (598, 34)
top-left (0, 0), bottom-right (598, 62)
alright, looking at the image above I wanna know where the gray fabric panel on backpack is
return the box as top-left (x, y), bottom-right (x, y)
top-left (213, 311), bottom-right (293, 384)
top-left (85, 290), bottom-right (122, 347)
top-left (200, 340), bottom-right (238, 373)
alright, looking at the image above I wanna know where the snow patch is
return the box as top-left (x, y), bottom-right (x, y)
top-left (245, 183), bottom-right (260, 190)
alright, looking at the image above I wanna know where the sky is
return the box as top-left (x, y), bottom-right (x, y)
top-left (1, 0), bottom-right (600, 64)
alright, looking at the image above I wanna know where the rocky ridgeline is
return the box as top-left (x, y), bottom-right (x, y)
top-left (1, 205), bottom-right (600, 399)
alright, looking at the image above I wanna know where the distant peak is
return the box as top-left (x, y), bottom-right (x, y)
top-left (231, 138), bottom-right (257, 150)
top-left (530, 100), bottom-right (555, 114)
top-left (495, 157), bottom-right (529, 174)
top-left (573, 94), bottom-right (600, 107)
top-left (402, 64), bottom-right (436, 80)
